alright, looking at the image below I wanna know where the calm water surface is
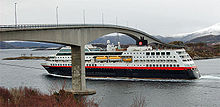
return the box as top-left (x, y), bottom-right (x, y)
top-left (0, 49), bottom-right (220, 107)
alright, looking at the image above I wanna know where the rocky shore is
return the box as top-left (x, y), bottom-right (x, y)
top-left (2, 56), bottom-right (48, 60)
top-left (169, 41), bottom-right (220, 60)
top-left (193, 56), bottom-right (220, 60)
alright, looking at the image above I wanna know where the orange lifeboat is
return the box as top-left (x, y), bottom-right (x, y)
top-left (108, 56), bottom-right (122, 61)
top-left (123, 58), bottom-right (132, 62)
top-left (96, 56), bottom-right (108, 61)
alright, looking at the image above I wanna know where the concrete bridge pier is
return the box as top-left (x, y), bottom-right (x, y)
top-left (65, 45), bottom-right (96, 95)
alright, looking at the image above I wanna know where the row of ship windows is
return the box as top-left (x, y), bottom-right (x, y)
top-left (183, 59), bottom-right (192, 62)
top-left (49, 60), bottom-right (71, 62)
top-left (185, 64), bottom-right (195, 67)
top-left (50, 59), bottom-right (179, 63)
top-left (176, 51), bottom-right (186, 54)
top-left (137, 64), bottom-right (180, 67)
top-left (51, 64), bottom-right (99, 66)
top-left (179, 55), bottom-right (190, 58)
top-left (135, 59), bottom-right (177, 62)
top-left (134, 56), bottom-right (175, 59)
top-left (51, 63), bottom-right (180, 67)
top-left (51, 64), bottom-right (71, 66)
top-left (56, 57), bottom-right (71, 59)
top-left (86, 64), bottom-right (180, 67)
top-left (86, 57), bottom-right (92, 59)
top-left (86, 64), bottom-right (97, 66)
top-left (124, 52), bottom-right (171, 55)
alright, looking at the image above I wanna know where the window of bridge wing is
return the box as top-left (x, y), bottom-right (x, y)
top-left (156, 52), bottom-right (160, 55)
top-left (146, 52), bottom-right (150, 55)
top-left (151, 52), bottom-right (155, 55)
top-left (166, 52), bottom-right (170, 55)
top-left (161, 52), bottom-right (165, 55)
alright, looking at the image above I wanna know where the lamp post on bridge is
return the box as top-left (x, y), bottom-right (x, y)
top-left (116, 16), bottom-right (118, 26)
top-left (56, 6), bottom-right (59, 25)
top-left (102, 12), bottom-right (104, 25)
top-left (14, 3), bottom-right (17, 26)
top-left (83, 10), bottom-right (86, 24)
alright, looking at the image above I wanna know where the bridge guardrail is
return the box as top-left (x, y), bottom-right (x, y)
top-left (0, 24), bottom-right (146, 36)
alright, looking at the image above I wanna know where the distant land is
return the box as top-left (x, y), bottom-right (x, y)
top-left (0, 42), bottom-right (16, 49)
top-left (0, 41), bottom-right (62, 49)
top-left (89, 35), bottom-right (136, 45)
top-left (186, 35), bottom-right (220, 43)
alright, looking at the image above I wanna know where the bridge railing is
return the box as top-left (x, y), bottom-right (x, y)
top-left (0, 24), bottom-right (140, 34)
top-left (0, 24), bottom-right (61, 28)
top-left (0, 24), bottom-right (134, 29)
top-left (0, 24), bottom-right (147, 36)
top-left (0, 24), bottom-right (161, 40)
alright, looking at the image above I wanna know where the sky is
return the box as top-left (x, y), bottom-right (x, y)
top-left (1, 0), bottom-right (220, 36)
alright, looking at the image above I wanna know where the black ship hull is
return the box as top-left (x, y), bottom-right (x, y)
top-left (42, 65), bottom-right (200, 79)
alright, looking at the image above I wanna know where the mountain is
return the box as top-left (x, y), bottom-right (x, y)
top-left (154, 23), bottom-right (220, 43)
top-left (7, 41), bottom-right (62, 48)
top-left (186, 35), bottom-right (220, 43)
top-left (171, 23), bottom-right (220, 42)
top-left (154, 35), bottom-right (182, 43)
top-left (0, 42), bottom-right (16, 49)
top-left (2, 41), bottom-right (62, 49)
top-left (90, 35), bottom-right (136, 45)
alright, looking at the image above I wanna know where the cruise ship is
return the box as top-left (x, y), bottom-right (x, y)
top-left (41, 39), bottom-right (201, 79)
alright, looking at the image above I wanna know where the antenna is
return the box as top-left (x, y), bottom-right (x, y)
top-left (116, 32), bottom-right (120, 44)
top-left (115, 16), bottom-right (119, 44)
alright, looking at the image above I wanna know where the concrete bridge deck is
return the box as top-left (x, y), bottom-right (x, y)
top-left (0, 24), bottom-right (163, 45)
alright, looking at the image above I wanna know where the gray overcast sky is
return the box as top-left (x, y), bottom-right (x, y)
top-left (1, 0), bottom-right (220, 36)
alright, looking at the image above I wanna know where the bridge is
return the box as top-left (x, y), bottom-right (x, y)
top-left (0, 24), bottom-right (176, 95)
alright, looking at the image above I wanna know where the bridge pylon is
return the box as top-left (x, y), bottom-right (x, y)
top-left (65, 45), bottom-right (96, 95)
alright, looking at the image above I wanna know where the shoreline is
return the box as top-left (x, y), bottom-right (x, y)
top-left (2, 56), bottom-right (48, 60)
